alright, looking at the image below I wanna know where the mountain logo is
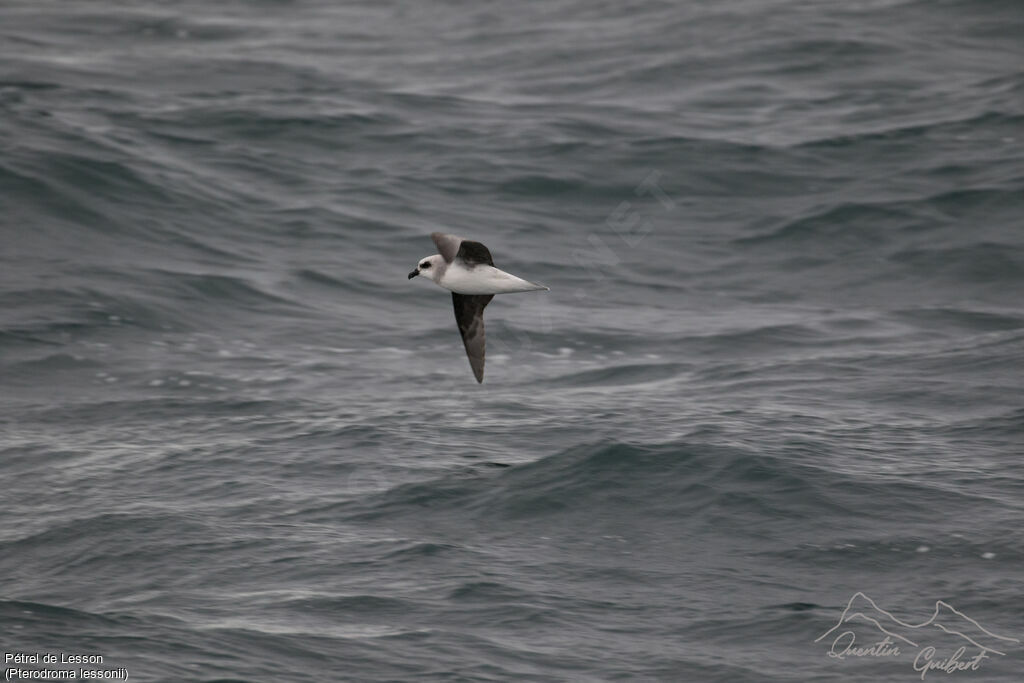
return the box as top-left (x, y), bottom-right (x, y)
top-left (816, 592), bottom-right (1019, 678)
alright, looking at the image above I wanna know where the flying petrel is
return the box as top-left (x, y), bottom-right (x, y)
top-left (408, 232), bottom-right (549, 383)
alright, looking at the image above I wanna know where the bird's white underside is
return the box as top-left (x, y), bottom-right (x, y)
top-left (438, 261), bottom-right (548, 295)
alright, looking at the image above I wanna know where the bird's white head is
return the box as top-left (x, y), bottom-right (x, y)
top-left (408, 254), bottom-right (444, 283)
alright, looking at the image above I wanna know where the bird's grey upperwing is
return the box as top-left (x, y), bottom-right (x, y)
top-left (431, 232), bottom-right (463, 263)
top-left (456, 239), bottom-right (494, 267)
top-left (452, 292), bottom-right (493, 383)
top-left (431, 232), bottom-right (495, 267)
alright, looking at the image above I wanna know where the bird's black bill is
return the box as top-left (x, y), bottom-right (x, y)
top-left (408, 270), bottom-right (418, 279)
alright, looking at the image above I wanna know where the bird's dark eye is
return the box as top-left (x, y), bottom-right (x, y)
top-left (420, 262), bottom-right (431, 269)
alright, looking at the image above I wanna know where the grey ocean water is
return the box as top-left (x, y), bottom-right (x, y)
top-left (2, 1), bottom-right (1023, 681)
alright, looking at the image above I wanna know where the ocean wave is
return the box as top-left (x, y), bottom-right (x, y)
top-left (734, 202), bottom-right (913, 249)
top-left (889, 241), bottom-right (1024, 284)
top-left (149, 105), bottom-right (400, 143)
top-left (891, 306), bottom-right (1024, 333)
top-left (0, 598), bottom-right (125, 627)
top-left (0, 270), bottom-right (307, 346)
top-left (0, 512), bottom-right (212, 553)
top-left (542, 361), bottom-right (687, 387)
top-left (335, 440), bottom-right (993, 527)
top-left (793, 111), bottom-right (1022, 149)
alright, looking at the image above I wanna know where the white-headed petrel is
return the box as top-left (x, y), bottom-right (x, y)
top-left (408, 232), bottom-right (548, 383)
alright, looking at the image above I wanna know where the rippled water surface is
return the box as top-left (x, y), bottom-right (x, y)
top-left (2, 1), bottom-right (1023, 680)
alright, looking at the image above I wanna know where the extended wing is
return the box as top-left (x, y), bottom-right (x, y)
top-left (452, 292), bottom-right (493, 383)
top-left (456, 239), bottom-right (493, 267)
top-left (431, 232), bottom-right (494, 267)
top-left (431, 232), bottom-right (463, 263)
